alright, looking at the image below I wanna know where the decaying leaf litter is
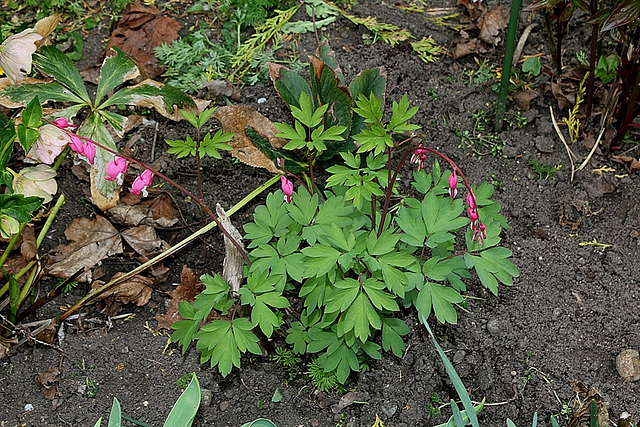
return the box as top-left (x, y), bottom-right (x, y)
top-left (1, 0), bottom-right (633, 425)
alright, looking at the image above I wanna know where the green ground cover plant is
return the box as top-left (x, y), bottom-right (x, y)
top-left (170, 49), bottom-right (518, 383)
top-left (1, 12), bottom-right (516, 401)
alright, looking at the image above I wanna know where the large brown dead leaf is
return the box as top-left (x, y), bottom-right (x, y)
top-left (107, 198), bottom-right (179, 228)
top-left (91, 272), bottom-right (153, 311)
top-left (103, 1), bottom-right (181, 79)
top-left (213, 105), bottom-right (287, 173)
top-left (47, 216), bottom-right (122, 281)
top-left (155, 266), bottom-right (200, 330)
top-left (121, 225), bottom-right (169, 258)
top-left (478, 7), bottom-right (507, 46)
top-left (568, 382), bottom-right (609, 427)
top-left (36, 367), bottom-right (61, 400)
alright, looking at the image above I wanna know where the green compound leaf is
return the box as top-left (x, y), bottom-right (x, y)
top-left (416, 281), bottom-right (463, 324)
top-left (301, 244), bottom-right (341, 278)
top-left (464, 247), bottom-right (519, 295)
top-left (196, 318), bottom-right (260, 377)
top-left (388, 94), bottom-right (420, 133)
top-left (349, 69), bottom-right (386, 136)
top-left (382, 317), bottom-right (409, 357)
top-left (239, 269), bottom-right (289, 337)
top-left (320, 338), bottom-right (359, 384)
top-left (95, 47), bottom-right (137, 106)
top-left (286, 321), bottom-right (310, 354)
top-left (34, 46), bottom-right (91, 104)
top-left (199, 130), bottom-right (233, 158)
top-left (340, 291), bottom-right (380, 341)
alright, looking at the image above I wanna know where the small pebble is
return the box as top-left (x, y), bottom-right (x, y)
top-left (380, 402), bottom-right (397, 418)
top-left (257, 97), bottom-right (267, 104)
top-left (24, 404), bottom-right (34, 412)
top-left (220, 400), bottom-right (229, 411)
top-left (201, 388), bottom-right (212, 408)
top-left (142, 401), bottom-right (149, 407)
top-left (616, 349), bottom-right (640, 381)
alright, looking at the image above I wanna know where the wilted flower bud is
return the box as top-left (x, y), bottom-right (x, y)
top-left (53, 117), bottom-right (76, 130)
top-left (0, 214), bottom-right (20, 239)
top-left (12, 164), bottom-right (57, 203)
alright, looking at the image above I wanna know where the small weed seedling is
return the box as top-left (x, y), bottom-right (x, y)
top-left (271, 347), bottom-right (302, 380)
top-left (176, 372), bottom-right (195, 391)
top-left (527, 159), bottom-right (561, 180)
top-left (72, 359), bottom-right (98, 398)
top-left (461, 58), bottom-right (496, 86)
top-left (428, 391), bottom-right (445, 417)
top-left (457, 110), bottom-right (506, 158)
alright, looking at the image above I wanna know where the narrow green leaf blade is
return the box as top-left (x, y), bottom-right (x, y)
top-left (107, 398), bottom-right (122, 427)
top-left (163, 373), bottom-right (201, 427)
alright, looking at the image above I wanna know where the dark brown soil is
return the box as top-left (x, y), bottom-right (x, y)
top-left (1, 1), bottom-right (639, 426)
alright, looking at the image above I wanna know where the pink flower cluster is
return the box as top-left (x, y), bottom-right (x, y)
top-left (54, 118), bottom-right (96, 165)
top-left (105, 156), bottom-right (154, 197)
top-left (410, 144), bottom-right (428, 171)
top-left (466, 192), bottom-right (486, 244)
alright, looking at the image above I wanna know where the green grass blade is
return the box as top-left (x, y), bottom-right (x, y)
top-left (590, 399), bottom-right (598, 427)
top-left (422, 316), bottom-right (479, 427)
top-left (163, 373), bottom-right (201, 427)
top-left (107, 398), bottom-right (122, 427)
top-left (240, 419), bottom-right (278, 427)
top-left (451, 400), bottom-right (465, 427)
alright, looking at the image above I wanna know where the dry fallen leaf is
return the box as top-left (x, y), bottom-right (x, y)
top-left (213, 105), bottom-right (287, 173)
top-left (125, 78), bottom-right (210, 121)
top-left (155, 265), bottom-right (200, 330)
top-left (108, 198), bottom-right (179, 228)
top-left (122, 225), bottom-right (169, 258)
top-left (36, 367), bottom-right (61, 400)
top-left (612, 155), bottom-right (640, 172)
top-left (47, 216), bottom-right (122, 281)
top-left (104, 1), bottom-right (181, 79)
top-left (145, 194), bottom-right (178, 226)
top-left (91, 273), bottom-right (153, 309)
top-left (20, 225), bottom-right (37, 261)
top-left (568, 381), bottom-right (610, 427)
top-left (0, 336), bottom-right (18, 359)
top-left (478, 7), bottom-right (507, 46)
top-left (34, 14), bottom-right (60, 47)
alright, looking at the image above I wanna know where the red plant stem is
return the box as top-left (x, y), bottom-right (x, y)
top-left (377, 143), bottom-right (475, 237)
top-left (51, 121), bottom-right (250, 265)
top-left (196, 127), bottom-right (203, 201)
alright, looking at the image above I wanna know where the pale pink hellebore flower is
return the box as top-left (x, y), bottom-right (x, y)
top-left (105, 157), bottom-right (128, 184)
top-left (0, 28), bottom-right (42, 83)
top-left (12, 164), bottom-right (57, 203)
top-left (281, 176), bottom-right (293, 203)
top-left (131, 169), bottom-right (154, 197)
top-left (27, 124), bottom-right (69, 164)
